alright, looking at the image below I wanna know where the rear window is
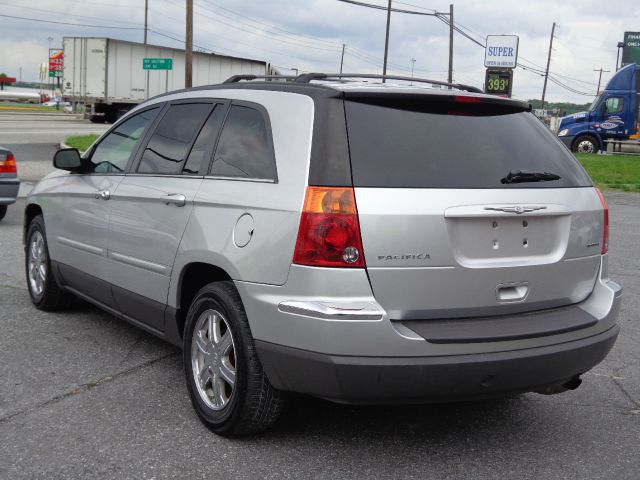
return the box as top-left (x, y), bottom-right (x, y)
top-left (345, 100), bottom-right (592, 189)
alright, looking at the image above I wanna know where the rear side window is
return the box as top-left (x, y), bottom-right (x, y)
top-left (210, 105), bottom-right (276, 181)
top-left (138, 103), bottom-right (212, 175)
top-left (345, 100), bottom-right (592, 189)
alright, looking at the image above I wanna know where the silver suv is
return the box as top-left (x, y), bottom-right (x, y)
top-left (24, 74), bottom-right (622, 436)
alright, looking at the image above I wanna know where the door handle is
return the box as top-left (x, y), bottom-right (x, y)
top-left (94, 189), bottom-right (110, 200)
top-left (164, 193), bottom-right (186, 207)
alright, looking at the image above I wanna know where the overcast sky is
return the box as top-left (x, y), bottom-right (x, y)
top-left (1, 0), bottom-right (637, 103)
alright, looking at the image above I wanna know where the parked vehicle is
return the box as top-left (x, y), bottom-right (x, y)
top-left (24, 73), bottom-right (622, 436)
top-left (0, 146), bottom-right (19, 221)
top-left (558, 63), bottom-right (640, 152)
top-left (63, 37), bottom-right (273, 123)
top-left (42, 99), bottom-right (71, 107)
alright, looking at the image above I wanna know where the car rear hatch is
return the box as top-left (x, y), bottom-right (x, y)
top-left (344, 91), bottom-right (604, 320)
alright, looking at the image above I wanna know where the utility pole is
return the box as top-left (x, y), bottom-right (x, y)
top-left (340, 43), bottom-right (346, 74)
top-left (593, 67), bottom-right (610, 94)
top-left (144, 0), bottom-right (149, 44)
top-left (382, 0), bottom-right (392, 82)
top-left (447, 4), bottom-right (453, 84)
top-left (185, 0), bottom-right (193, 88)
top-left (541, 21), bottom-right (556, 110)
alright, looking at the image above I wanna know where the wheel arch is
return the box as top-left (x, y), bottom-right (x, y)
top-left (173, 261), bottom-right (234, 340)
top-left (23, 203), bottom-right (43, 245)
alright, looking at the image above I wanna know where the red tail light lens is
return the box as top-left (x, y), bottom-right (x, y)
top-left (293, 186), bottom-right (365, 267)
top-left (0, 153), bottom-right (17, 174)
top-left (595, 188), bottom-right (609, 254)
top-left (454, 95), bottom-right (483, 104)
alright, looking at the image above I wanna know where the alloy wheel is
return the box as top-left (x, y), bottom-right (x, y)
top-left (191, 309), bottom-right (237, 410)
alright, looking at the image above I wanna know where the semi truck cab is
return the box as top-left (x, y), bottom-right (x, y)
top-left (557, 63), bottom-right (639, 152)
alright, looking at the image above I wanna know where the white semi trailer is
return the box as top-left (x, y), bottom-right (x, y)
top-left (63, 37), bottom-right (273, 123)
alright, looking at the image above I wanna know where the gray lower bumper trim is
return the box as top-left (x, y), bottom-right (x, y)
top-left (399, 304), bottom-right (597, 344)
top-left (256, 326), bottom-right (619, 404)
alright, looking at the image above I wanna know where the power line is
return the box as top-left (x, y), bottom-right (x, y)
top-left (0, 12), bottom-right (143, 29)
top-left (336, 0), bottom-right (443, 15)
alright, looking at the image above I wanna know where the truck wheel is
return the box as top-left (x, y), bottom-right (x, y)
top-left (0, 205), bottom-right (7, 221)
top-left (89, 116), bottom-right (105, 124)
top-left (572, 135), bottom-right (598, 154)
top-left (183, 281), bottom-right (284, 436)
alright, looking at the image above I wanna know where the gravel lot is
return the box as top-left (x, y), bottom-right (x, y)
top-left (0, 131), bottom-right (638, 479)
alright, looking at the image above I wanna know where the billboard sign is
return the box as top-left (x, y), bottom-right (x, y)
top-left (484, 68), bottom-right (513, 97)
top-left (485, 35), bottom-right (519, 68)
top-left (49, 49), bottom-right (63, 78)
top-left (621, 32), bottom-right (640, 67)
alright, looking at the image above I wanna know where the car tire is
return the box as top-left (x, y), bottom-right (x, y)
top-left (183, 281), bottom-right (284, 436)
top-left (0, 205), bottom-right (7, 221)
top-left (572, 135), bottom-right (598, 153)
top-left (25, 215), bottom-right (75, 310)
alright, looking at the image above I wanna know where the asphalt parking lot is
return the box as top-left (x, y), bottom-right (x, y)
top-left (0, 124), bottom-right (639, 479)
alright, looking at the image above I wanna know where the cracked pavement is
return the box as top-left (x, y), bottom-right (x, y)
top-left (0, 143), bottom-right (638, 479)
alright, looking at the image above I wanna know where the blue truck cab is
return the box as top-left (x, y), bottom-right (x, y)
top-left (557, 63), bottom-right (640, 152)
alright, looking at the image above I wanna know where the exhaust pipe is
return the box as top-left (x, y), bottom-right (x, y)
top-left (535, 375), bottom-right (582, 395)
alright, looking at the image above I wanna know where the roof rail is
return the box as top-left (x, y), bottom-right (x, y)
top-left (294, 73), bottom-right (483, 93)
top-left (223, 74), bottom-right (296, 84)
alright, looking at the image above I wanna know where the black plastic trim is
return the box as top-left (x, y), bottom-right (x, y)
top-left (399, 304), bottom-right (598, 344)
top-left (255, 327), bottom-right (619, 404)
top-left (52, 261), bottom-right (182, 348)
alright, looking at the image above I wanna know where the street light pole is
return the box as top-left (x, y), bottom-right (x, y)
top-left (410, 58), bottom-right (416, 85)
top-left (616, 42), bottom-right (624, 71)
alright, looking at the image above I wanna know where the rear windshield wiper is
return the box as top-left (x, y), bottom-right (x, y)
top-left (501, 170), bottom-right (561, 184)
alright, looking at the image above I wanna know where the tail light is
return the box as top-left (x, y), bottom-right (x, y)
top-left (595, 188), bottom-right (609, 254)
top-left (293, 186), bottom-right (365, 267)
top-left (0, 153), bottom-right (16, 174)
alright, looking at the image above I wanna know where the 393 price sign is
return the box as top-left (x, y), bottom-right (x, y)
top-left (484, 69), bottom-right (513, 97)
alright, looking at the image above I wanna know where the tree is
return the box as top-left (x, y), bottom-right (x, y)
top-left (0, 73), bottom-right (13, 86)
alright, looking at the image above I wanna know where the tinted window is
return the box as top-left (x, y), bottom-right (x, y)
top-left (605, 97), bottom-right (624, 114)
top-left (138, 103), bottom-right (212, 174)
top-left (210, 105), bottom-right (276, 180)
top-left (345, 101), bottom-right (592, 189)
top-left (183, 105), bottom-right (224, 175)
top-left (89, 107), bottom-right (158, 173)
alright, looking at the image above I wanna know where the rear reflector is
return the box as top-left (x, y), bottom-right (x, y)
top-left (595, 188), bottom-right (609, 254)
top-left (293, 186), bottom-right (365, 268)
top-left (0, 153), bottom-right (16, 174)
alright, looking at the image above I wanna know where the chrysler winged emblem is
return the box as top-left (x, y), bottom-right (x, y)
top-left (484, 206), bottom-right (547, 214)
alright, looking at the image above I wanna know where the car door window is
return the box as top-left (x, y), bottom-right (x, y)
top-left (138, 103), bottom-right (212, 175)
top-left (605, 97), bottom-right (624, 115)
top-left (210, 105), bottom-right (277, 181)
top-left (183, 104), bottom-right (225, 175)
top-left (88, 107), bottom-right (159, 173)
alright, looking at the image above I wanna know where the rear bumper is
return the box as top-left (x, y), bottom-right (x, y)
top-left (0, 179), bottom-right (20, 204)
top-left (256, 325), bottom-right (619, 403)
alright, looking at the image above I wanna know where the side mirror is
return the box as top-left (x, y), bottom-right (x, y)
top-left (53, 148), bottom-right (82, 171)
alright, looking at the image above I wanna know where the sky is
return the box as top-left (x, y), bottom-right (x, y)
top-left (0, 0), bottom-right (637, 103)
